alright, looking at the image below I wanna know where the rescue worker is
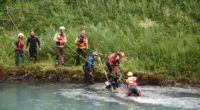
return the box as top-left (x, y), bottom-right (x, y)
top-left (105, 52), bottom-right (125, 89)
top-left (54, 26), bottom-right (67, 65)
top-left (83, 52), bottom-right (98, 84)
top-left (75, 29), bottom-right (88, 65)
top-left (12, 33), bottom-right (26, 67)
top-left (26, 31), bottom-right (40, 63)
top-left (125, 72), bottom-right (142, 96)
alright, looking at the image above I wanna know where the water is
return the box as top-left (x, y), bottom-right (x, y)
top-left (0, 83), bottom-right (199, 110)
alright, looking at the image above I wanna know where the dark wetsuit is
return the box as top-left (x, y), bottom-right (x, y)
top-left (26, 35), bottom-right (40, 63)
top-left (84, 55), bottom-right (95, 84)
top-left (127, 85), bottom-right (141, 96)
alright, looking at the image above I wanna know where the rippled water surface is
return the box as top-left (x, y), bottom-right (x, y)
top-left (0, 83), bottom-right (199, 110)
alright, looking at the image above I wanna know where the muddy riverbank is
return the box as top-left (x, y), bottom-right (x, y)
top-left (0, 66), bottom-right (199, 87)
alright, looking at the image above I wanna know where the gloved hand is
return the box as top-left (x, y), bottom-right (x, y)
top-left (98, 57), bottom-right (101, 61)
top-left (115, 60), bottom-right (120, 66)
top-left (89, 72), bottom-right (93, 76)
top-left (22, 49), bottom-right (26, 53)
top-left (116, 72), bottom-right (121, 77)
top-left (60, 40), bottom-right (65, 44)
top-left (15, 47), bottom-right (19, 50)
top-left (115, 64), bottom-right (119, 66)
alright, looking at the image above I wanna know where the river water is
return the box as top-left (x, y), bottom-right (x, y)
top-left (0, 83), bottom-right (199, 110)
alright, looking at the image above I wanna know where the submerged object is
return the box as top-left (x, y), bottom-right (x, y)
top-left (105, 81), bottom-right (142, 96)
top-left (105, 81), bottom-right (112, 89)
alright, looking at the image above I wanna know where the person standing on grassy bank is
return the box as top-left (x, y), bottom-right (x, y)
top-left (12, 33), bottom-right (26, 67)
top-left (105, 52), bottom-right (125, 90)
top-left (83, 52), bottom-right (98, 84)
top-left (26, 31), bottom-right (40, 63)
top-left (75, 29), bottom-right (89, 65)
top-left (54, 26), bottom-right (67, 66)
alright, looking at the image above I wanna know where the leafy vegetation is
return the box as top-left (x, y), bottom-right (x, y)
top-left (0, 0), bottom-right (199, 81)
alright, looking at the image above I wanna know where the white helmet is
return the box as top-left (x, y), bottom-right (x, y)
top-left (18, 33), bottom-right (24, 37)
top-left (80, 29), bottom-right (87, 35)
top-left (59, 26), bottom-right (65, 30)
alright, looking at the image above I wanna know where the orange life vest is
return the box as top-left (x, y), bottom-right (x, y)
top-left (77, 36), bottom-right (87, 49)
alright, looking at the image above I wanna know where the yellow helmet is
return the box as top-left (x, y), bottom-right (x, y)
top-left (127, 71), bottom-right (133, 76)
top-left (18, 33), bottom-right (24, 38)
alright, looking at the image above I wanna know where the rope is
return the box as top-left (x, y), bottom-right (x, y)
top-left (6, 6), bottom-right (19, 32)
top-left (99, 57), bottom-right (109, 81)
top-left (5, 6), bottom-right (126, 83)
top-left (65, 44), bottom-right (103, 70)
top-left (66, 44), bottom-right (127, 83)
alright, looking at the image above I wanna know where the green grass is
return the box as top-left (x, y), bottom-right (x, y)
top-left (0, 0), bottom-right (200, 81)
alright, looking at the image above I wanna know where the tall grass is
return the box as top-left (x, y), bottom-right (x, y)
top-left (0, 0), bottom-right (199, 80)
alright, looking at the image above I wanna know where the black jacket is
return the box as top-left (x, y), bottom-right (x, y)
top-left (26, 36), bottom-right (40, 50)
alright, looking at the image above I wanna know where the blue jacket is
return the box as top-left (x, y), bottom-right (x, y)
top-left (85, 55), bottom-right (95, 71)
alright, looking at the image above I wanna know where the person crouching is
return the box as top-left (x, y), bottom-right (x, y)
top-left (106, 52), bottom-right (125, 90)
top-left (125, 72), bottom-right (142, 96)
top-left (83, 52), bottom-right (98, 84)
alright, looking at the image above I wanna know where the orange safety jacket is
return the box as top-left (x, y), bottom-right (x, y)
top-left (77, 36), bottom-right (87, 49)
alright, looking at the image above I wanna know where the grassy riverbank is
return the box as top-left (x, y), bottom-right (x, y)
top-left (0, 0), bottom-right (200, 82)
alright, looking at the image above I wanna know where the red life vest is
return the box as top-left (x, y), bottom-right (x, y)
top-left (107, 53), bottom-right (120, 66)
top-left (57, 33), bottom-right (64, 41)
top-left (56, 33), bottom-right (65, 46)
top-left (15, 37), bottom-right (25, 52)
top-left (17, 37), bottom-right (24, 48)
top-left (126, 77), bottom-right (137, 86)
